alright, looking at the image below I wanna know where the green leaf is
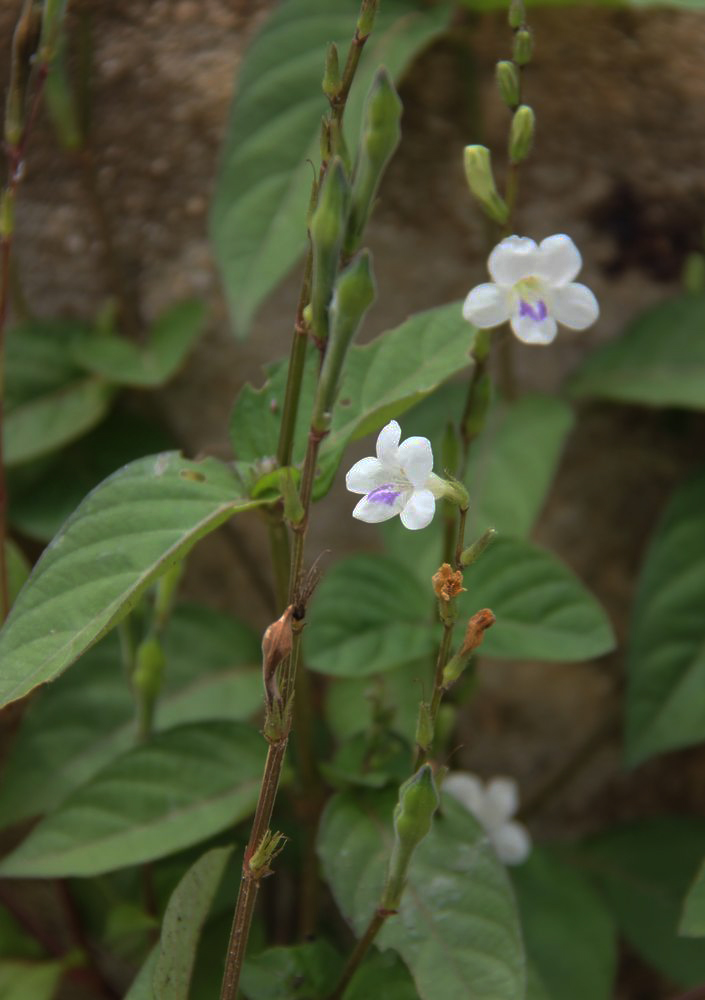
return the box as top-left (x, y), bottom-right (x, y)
top-left (0, 959), bottom-right (67, 1000)
top-left (568, 293), bottom-right (705, 409)
top-left (0, 603), bottom-right (261, 830)
top-left (680, 856), bottom-right (705, 938)
top-left (625, 468), bottom-right (705, 764)
top-left (5, 376), bottom-right (114, 467)
top-left (70, 300), bottom-right (206, 388)
top-left (241, 941), bottom-right (342, 999)
top-left (304, 554), bottom-right (435, 677)
top-left (8, 409), bottom-right (175, 542)
top-left (0, 720), bottom-right (265, 877)
top-left (318, 790), bottom-right (525, 1000)
top-left (577, 818), bottom-right (705, 987)
top-left (124, 948), bottom-right (158, 1000)
top-left (465, 395), bottom-right (573, 538)
top-left (211, 0), bottom-right (450, 336)
top-left (153, 846), bottom-right (233, 999)
top-left (512, 847), bottom-right (616, 1000)
top-left (0, 452), bottom-right (266, 709)
top-left (343, 950), bottom-right (420, 1000)
top-left (325, 660), bottom-right (425, 743)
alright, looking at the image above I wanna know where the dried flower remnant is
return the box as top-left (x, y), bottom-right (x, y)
top-left (459, 608), bottom-right (496, 655)
top-left (432, 563), bottom-right (466, 602)
top-left (261, 606), bottom-right (294, 709)
top-left (345, 420), bottom-right (450, 530)
top-left (463, 234), bottom-right (599, 345)
top-left (443, 772), bottom-right (531, 865)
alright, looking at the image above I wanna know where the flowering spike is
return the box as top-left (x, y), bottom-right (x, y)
top-left (463, 145), bottom-right (508, 226)
top-left (462, 233), bottom-right (599, 345)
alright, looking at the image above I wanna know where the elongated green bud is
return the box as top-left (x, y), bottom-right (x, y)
top-left (513, 29), bottom-right (533, 66)
top-left (357, 0), bottom-right (378, 37)
top-left (508, 0), bottom-right (525, 29)
top-left (463, 145), bottom-right (508, 226)
top-left (460, 527), bottom-right (496, 568)
top-left (346, 69), bottom-right (402, 253)
top-left (323, 43), bottom-right (341, 99)
top-left (39, 0), bottom-right (69, 63)
top-left (496, 60), bottom-right (520, 109)
top-left (5, 1), bottom-right (42, 148)
top-left (309, 158), bottom-right (350, 341)
top-left (509, 104), bottom-right (535, 164)
top-left (45, 35), bottom-right (83, 151)
top-left (383, 765), bottom-right (439, 909)
top-left (312, 250), bottom-right (376, 430)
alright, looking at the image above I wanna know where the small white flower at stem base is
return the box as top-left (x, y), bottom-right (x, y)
top-left (462, 233), bottom-right (599, 346)
top-left (443, 771), bottom-right (531, 865)
top-left (345, 420), bottom-right (449, 530)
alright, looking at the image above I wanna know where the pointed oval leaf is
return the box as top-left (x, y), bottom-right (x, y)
top-left (318, 789), bottom-right (525, 1000)
top-left (70, 300), bottom-right (206, 388)
top-left (568, 293), bottom-right (705, 409)
top-left (0, 453), bottom-right (266, 709)
top-left (0, 603), bottom-right (261, 830)
top-left (153, 846), bottom-right (233, 999)
top-left (304, 554), bottom-right (435, 677)
top-left (211, 0), bottom-right (450, 335)
top-left (0, 721), bottom-right (266, 877)
top-left (625, 467), bottom-right (705, 764)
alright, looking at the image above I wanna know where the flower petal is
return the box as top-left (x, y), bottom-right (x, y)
top-left (491, 821), bottom-right (532, 865)
top-left (443, 773), bottom-right (486, 816)
top-left (535, 234), bottom-right (582, 286)
top-left (488, 236), bottom-right (537, 286)
top-left (462, 283), bottom-right (511, 329)
top-left (510, 312), bottom-right (558, 345)
top-left (552, 282), bottom-right (599, 330)
top-left (352, 489), bottom-right (405, 524)
top-left (400, 488), bottom-right (435, 530)
top-left (485, 777), bottom-right (520, 823)
top-left (375, 420), bottom-right (401, 465)
top-left (397, 436), bottom-right (433, 487)
top-left (345, 456), bottom-right (387, 494)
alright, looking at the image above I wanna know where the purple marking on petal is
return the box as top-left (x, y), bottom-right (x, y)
top-left (519, 299), bottom-right (548, 322)
top-left (367, 483), bottom-right (401, 506)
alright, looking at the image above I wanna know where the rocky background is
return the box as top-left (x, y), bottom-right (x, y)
top-left (3, 0), bottom-right (705, 995)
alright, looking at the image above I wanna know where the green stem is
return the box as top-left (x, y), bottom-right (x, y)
top-left (267, 514), bottom-right (291, 613)
top-left (327, 908), bottom-right (388, 1000)
top-left (276, 251), bottom-right (313, 469)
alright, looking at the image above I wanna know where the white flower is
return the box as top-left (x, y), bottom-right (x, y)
top-left (462, 233), bottom-right (599, 345)
top-left (443, 771), bottom-right (531, 865)
top-left (345, 420), bottom-right (446, 531)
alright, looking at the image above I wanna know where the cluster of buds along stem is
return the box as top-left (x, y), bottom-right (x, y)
top-left (463, 0), bottom-right (536, 222)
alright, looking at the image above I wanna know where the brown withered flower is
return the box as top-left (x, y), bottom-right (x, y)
top-left (432, 563), bottom-right (466, 602)
top-left (459, 608), bottom-right (496, 655)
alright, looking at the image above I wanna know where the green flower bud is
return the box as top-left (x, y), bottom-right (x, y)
top-left (508, 0), bottom-right (525, 29)
top-left (460, 527), bottom-right (496, 568)
top-left (133, 636), bottom-right (165, 700)
top-left (383, 765), bottom-right (439, 909)
top-left (45, 35), bottom-right (82, 152)
top-left (322, 42), bottom-right (341, 99)
top-left (496, 60), bottom-right (520, 109)
top-left (463, 145), bottom-right (508, 226)
top-left (513, 29), bottom-right (533, 67)
top-left (309, 158), bottom-right (350, 341)
top-left (312, 250), bottom-right (376, 430)
top-left (357, 0), bottom-right (378, 38)
top-left (346, 69), bottom-right (402, 253)
top-left (39, 0), bottom-right (69, 64)
top-left (509, 104), bottom-right (535, 164)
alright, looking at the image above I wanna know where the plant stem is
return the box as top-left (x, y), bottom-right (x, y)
top-left (267, 514), bottom-right (291, 613)
top-left (327, 908), bottom-right (388, 1000)
top-left (276, 251), bottom-right (313, 470)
